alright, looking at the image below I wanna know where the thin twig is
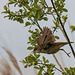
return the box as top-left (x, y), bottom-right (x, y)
top-left (51, 0), bottom-right (75, 57)
top-left (37, 62), bottom-right (63, 73)
top-left (53, 54), bottom-right (64, 71)
top-left (30, 18), bottom-right (42, 31)
top-left (44, 1), bottom-right (63, 32)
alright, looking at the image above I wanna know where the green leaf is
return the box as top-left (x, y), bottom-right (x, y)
top-left (21, 60), bottom-right (26, 64)
top-left (62, 15), bottom-right (68, 22)
top-left (70, 26), bottom-right (75, 32)
top-left (37, 70), bottom-right (42, 75)
top-left (28, 30), bottom-right (33, 33)
top-left (24, 65), bottom-right (28, 68)
top-left (13, 18), bottom-right (24, 23)
top-left (55, 36), bottom-right (59, 39)
top-left (43, 17), bottom-right (48, 21)
top-left (25, 21), bottom-right (31, 27)
top-left (41, 0), bottom-right (45, 4)
top-left (4, 5), bottom-right (7, 10)
top-left (45, 59), bottom-right (49, 63)
top-left (25, 3), bottom-right (30, 10)
top-left (42, 56), bottom-right (46, 63)
top-left (62, 8), bottom-right (68, 12)
top-left (35, 29), bottom-right (39, 32)
top-left (34, 66), bottom-right (40, 69)
top-left (29, 37), bottom-right (32, 42)
top-left (27, 46), bottom-right (34, 50)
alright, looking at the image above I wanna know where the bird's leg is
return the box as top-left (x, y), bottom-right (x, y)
top-left (60, 49), bottom-right (71, 57)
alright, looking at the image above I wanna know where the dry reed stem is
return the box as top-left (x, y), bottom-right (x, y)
top-left (0, 58), bottom-right (15, 75)
top-left (1, 47), bottom-right (22, 75)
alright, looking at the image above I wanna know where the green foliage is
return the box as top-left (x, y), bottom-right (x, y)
top-left (2, 0), bottom-right (68, 33)
top-left (25, 21), bottom-right (31, 27)
top-left (21, 53), bottom-right (55, 75)
top-left (2, 0), bottom-right (74, 75)
top-left (27, 28), bottom-right (40, 50)
top-left (62, 15), bottom-right (68, 23)
top-left (70, 26), bottom-right (75, 32)
top-left (62, 67), bottom-right (75, 75)
top-left (55, 36), bottom-right (59, 39)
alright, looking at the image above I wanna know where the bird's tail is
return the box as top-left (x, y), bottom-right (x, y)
top-left (53, 42), bottom-right (73, 47)
top-left (54, 42), bottom-right (73, 44)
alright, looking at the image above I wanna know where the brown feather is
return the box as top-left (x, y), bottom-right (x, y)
top-left (36, 27), bottom-right (55, 47)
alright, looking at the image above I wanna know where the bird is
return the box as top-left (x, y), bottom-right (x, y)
top-left (33, 27), bottom-right (73, 57)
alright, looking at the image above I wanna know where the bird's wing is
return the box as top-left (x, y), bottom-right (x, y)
top-left (36, 27), bottom-right (55, 48)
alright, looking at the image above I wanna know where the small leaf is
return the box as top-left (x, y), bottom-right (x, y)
top-left (45, 59), bottom-right (49, 63)
top-left (34, 66), bottom-right (40, 69)
top-left (25, 3), bottom-right (30, 10)
top-left (62, 15), bottom-right (68, 22)
top-left (21, 60), bottom-right (26, 64)
top-left (55, 36), bottom-right (59, 39)
top-left (41, 0), bottom-right (45, 4)
top-left (28, 30), bottom-right (33, 33)
top-left (27, 46), bottom-right (34, 50)
top-left (35, 29), bottom-right (39, 32)
top-left (42, 56), bottom-right (46, 63)
top-left (43, 17), bottom-right (48, 21)
top-left (70, 26), bottom-right (75, 32)
top-left (62, 8), bottom-right (68, 12)
top-left (25, 21), bottom-right (31, 27)
top-left (4, 5), bottom-right (7, 10)
top-left (24, 65), bottom-right (28, 68)
top-left (29, 37), bottom-right (32, 42)
top-left (37, 70), bottom-right (42, 75)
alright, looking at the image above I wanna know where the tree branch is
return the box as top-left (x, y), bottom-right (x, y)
top-left (51, 0), bottom-right (75, 57)
top-left (37, 62), bottom-right (63, 73)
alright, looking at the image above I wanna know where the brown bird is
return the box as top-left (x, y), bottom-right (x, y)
top-left (33, 27), bottom-right (73, 57)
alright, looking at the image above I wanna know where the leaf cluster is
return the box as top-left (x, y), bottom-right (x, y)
top-left (2, 0), bottom-right (68, 31)
top-left (21, 53), bottom-right (55, 75)
top-left (27, 28), bottom-right (41, 50)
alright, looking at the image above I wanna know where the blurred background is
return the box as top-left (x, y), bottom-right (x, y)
top-left (0, 0), bottom-right (75, 75)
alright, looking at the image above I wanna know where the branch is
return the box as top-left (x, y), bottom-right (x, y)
top-left (37, 62), bottom-right (63, 73)
top-left (44, 1), bottom-right (63, 32)
top-left (51, 0), bottom-right (75, 57)
top-left (53, 54), bottom-right (64, 71)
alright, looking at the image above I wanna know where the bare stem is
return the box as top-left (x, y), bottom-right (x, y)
top-left (53, 54), bottom-right (64, 71)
